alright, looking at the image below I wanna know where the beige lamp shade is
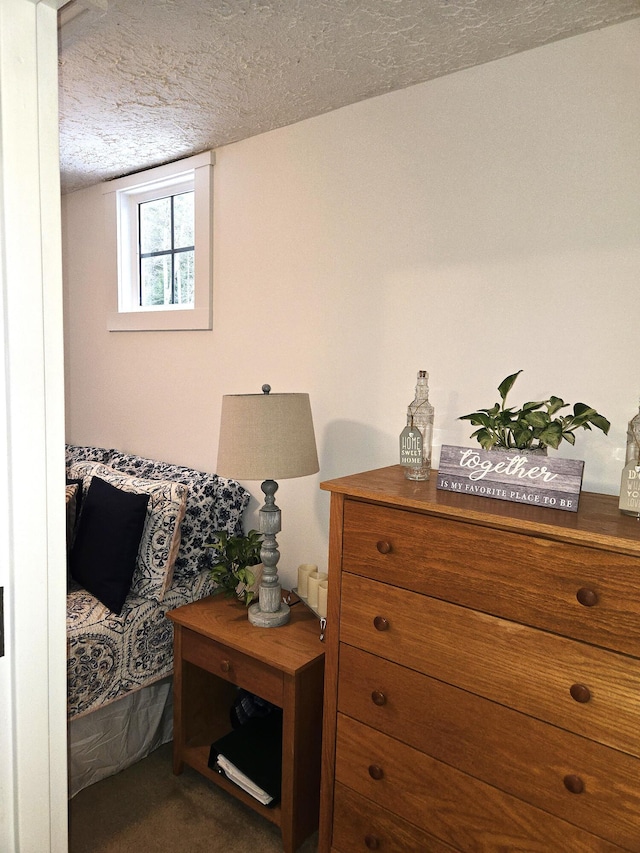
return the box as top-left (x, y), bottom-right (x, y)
top-left (217, 391), bottom-right (319, 481)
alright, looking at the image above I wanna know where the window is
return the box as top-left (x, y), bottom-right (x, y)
top-left (104, 151), bottom-right (214, 331)
top-left (139, 190), bottom-right (194, 308)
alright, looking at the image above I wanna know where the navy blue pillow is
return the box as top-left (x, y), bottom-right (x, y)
top-left (70, 476), bottom-right (150, 615)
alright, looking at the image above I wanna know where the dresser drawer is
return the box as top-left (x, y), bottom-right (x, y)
top-left (340, 572), bottom-right (640, 757)
top-left (181, 627), bottom-right (283, 706)
top-left (338, 644), bottom-right (640, 850)
top-left (332, 782), bottom-right (456, 853)
top-left (343, 500), bottom-right (640, 656)
top-left (335, 715), bottom-right (626, 853)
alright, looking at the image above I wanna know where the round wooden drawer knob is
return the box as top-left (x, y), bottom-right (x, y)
top-left (365, 835), bottom-right (380, 850)
top-left (371, 690), bottom-right (387, 707)
top-left (564, 774), bottom-right (585, 794)
top-left (220, 659), bottom-right (231, 673)
top-left (368, 764), bottom-right (384, 780)
top-left (576, 587), bottom-right (598, 607)
top-left (376, 540), bottom-right (392, 554)
top-left (570, 683), bottom-right (591, 703)
top-left (373, 615), bottom-right (389, 632)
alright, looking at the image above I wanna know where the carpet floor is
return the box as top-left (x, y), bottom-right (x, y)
top-left (68, 742), bottom-right (319, 853)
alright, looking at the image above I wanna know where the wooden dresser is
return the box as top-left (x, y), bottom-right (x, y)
top-left (318, 465), bottom-right (640, 853)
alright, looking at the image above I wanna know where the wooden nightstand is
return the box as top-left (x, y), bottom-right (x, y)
top-left (168, 594), bottom-right (325, 853)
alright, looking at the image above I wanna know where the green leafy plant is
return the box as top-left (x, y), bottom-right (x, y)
top-left (459, 370), bottom-right (610, 451)
top-left (204, 529), bottom-right (263, 606)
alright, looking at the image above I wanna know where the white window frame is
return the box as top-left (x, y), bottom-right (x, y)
top-left (104, 150), bottom-right (214, 331)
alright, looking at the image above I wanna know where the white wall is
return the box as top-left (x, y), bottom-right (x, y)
top-left (62, 20), bottom-right (640, 589)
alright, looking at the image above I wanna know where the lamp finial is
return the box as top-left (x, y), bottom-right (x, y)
top-left (262, 384), bottom-right (271, 394)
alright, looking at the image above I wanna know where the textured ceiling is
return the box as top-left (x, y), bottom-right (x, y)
top-left (57, 0), bottom-right (640, 194)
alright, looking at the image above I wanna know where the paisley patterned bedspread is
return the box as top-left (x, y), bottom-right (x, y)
top-left (67, 574), bottom-right (215, 719)
top-left (66, 444), bottom-right (249, 720)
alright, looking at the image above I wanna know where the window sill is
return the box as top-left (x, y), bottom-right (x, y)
top-left (108, 306), bottom-right (212, 332)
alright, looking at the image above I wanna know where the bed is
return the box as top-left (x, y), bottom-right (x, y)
top-left (65, 444), bottom-right (250, 796)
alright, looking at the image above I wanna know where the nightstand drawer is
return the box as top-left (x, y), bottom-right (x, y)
top-left (340, 572), bottom-right (640, 757)
top-left (342, 500), bottom-right (640, 656)
top-left (335, 715), bottom-right (628, 853)
top-left (332, 782), bottom-right (456, 853)
top-left (338, 644), bottom-right (640, 850)
top-left (181, 626), bottom-right (283, 706)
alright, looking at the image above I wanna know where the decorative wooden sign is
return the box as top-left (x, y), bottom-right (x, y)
top-left (437, 445), bottom-right (584, 512)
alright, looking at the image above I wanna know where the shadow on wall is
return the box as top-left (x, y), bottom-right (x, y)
top-left (319, 418), bottom-right (395, 483)
top-left (311, 418), bottom-right (394, 556)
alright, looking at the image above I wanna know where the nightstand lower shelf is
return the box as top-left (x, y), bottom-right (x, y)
top-left (183, 742), bottom-right (282, 826)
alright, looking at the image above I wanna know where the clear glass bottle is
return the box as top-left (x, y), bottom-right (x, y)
top-left (404, 370), bottom-right (434, 481)
top-left (620, 398), bottom-right (640, 517)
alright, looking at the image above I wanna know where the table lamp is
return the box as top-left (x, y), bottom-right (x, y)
top-left (216, 385), bottom-right (319, 627)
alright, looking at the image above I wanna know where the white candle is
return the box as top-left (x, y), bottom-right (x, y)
top-left (307, 571), bottom-right (328, 608)
top-left (297, 564), bottom-right (317, 598)
top-left (317, 580), bottom-right (328, 618)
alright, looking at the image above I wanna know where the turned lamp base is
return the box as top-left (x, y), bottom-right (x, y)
top-left (248, 599), bottom-right (291, 627)
top-left (248, 478), bottom-right (291, 627)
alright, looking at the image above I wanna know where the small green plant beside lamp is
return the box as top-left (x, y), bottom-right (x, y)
top-left (205, 529), bottom-right (263, 606)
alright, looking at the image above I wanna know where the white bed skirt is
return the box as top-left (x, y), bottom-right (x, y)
top-left (68, 677), bottom-right (173, 798)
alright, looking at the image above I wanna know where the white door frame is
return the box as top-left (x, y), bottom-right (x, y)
top-left (0, 0), bottom-right (68, 850)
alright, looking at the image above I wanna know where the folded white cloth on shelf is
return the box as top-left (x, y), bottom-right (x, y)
top-left (215, 755), bottom-right (273, 805)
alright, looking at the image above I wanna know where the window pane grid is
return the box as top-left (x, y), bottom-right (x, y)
top-left (138, 191), bottom-right (194, 307)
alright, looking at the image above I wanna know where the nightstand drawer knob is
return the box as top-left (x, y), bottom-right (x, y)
top-left (368, 764), bottom-right (384, 780)
top-left (564, 774), bottom-right (585, 794)
top-left (220, 659), bottom-right (231, 673)
top-left (373, 615), bottom-right (389, 632)
top-left (570, 683), bottom-right (591, 703)
top-left (376, 540), bottom-right (392, 554)
top-left (576, 587), bottom-right (598, 607)
top-left (365, 834), bottom-right (381, 850)
top-left (371, 690), bottom-right (387, 707)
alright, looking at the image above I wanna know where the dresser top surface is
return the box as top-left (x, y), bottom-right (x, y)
top-left (321, 465), bottom-right (640, 557)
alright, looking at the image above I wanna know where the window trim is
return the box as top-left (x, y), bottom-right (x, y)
top-left (103, 150), bottom-right (214, 331)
